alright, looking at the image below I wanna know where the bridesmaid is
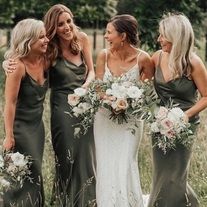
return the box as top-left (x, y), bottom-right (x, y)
top-left (148, 13), bottom-right (207, 207)
top-left (44, 4), bottom-right (96, 206)
top-left (3, 19), bottom-right (49, 206)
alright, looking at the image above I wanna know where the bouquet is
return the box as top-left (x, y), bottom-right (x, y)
top-left (150, 106), bottom-right (195, 154)
top-left (97, 77), bottom-right (158, 124)
top-left (67, 81), bottom-right (101, 137)
top-left (0, 151), bottom-right (32, 192)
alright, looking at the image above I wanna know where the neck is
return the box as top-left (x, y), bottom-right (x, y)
top-left (22, 53), bottom-right (43, 65)
top-left (113, 44), bottom-right (137, 60)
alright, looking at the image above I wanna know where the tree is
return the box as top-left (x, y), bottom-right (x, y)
top-left (0, 0), bottom-right (118, 29)
top-left (117, 0), bottom-right (205, 51)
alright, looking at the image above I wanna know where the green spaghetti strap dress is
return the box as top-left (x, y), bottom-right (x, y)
top-left (3, 71), bottom-right (48, 207)
top-left (49, 57), bottom-right (96, 207)
top-left (148, 54), bottom-right (200, 207)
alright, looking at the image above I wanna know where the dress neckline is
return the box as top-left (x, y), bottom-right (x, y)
top-left (105, 64), bottom-right (137, 78)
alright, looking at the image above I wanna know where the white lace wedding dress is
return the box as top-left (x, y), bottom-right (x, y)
top-left (94, 50), bottom-right (144, 207)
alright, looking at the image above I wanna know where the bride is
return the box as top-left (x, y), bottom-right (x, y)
top-left (94, 14), bottom-right (154, 207)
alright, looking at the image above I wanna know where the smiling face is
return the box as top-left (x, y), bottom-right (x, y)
top-left (30, 28), bottom-right (49, 54)
top-left (157, 33), bottom-right (172, 53)
top-left (104, 22), bottom-right (123, 50)
top-left (56, 12), bottom-right (74, 41)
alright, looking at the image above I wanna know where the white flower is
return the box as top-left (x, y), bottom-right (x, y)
top-left (74, 87), bottom-right (87, 96)
top-left (0, 155), bottom-right (4, 168)
top-left (0, 178), bottom-right (10, 188)
top-left (127, 86), bottom-right (143, 99)
top-left (150, 122), bottom-right (159, 133)
top-left (11, 152), bottom-right (27, 167)
top-left (68, 94), bottom-right (80, 106)
top-left (105, 89), bottom-right (112, 95)
top-left (168, 107), bottom-right (185, 123)
top-left (72, 106), bottom-right (84, 116)
top-left (74, 127), bottom-right (81, 136)
top-left (78, 102), bottom-right (91, 112)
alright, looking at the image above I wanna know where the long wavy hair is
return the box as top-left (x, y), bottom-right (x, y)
top-left (159, 12), bottom-right (194, 78)
top-left (4, 19), bottom-right (45, 59)
top-left (44, 4), bottom-right (81, 63)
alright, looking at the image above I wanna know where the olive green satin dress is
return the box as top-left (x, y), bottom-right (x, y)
top-left (49, 57), bottom-right (96, 207)
top-left (148, 54), bottom-right (200, 207)
top-left (3, 72), bottom-right (48, 207)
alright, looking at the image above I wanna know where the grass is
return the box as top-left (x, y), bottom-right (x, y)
top-left (0, 36), bottom-right (207, 206)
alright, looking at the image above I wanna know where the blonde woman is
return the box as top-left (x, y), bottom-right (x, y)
top-left (3, 18), bottom-right (49, 206)
top-left (148, 13), bottom-right (207, 207)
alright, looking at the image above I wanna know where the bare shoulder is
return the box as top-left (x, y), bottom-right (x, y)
top-left (78, 31), bottom-right (89, 41)
top-left (138, 49), bottom-right (151, 61)
top-left (97, 49), bottom-right (106, 58)
top-left (191, 53), bottom-right (205, 67)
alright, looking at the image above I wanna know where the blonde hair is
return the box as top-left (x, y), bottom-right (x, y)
top-left (43, 4), bottom-right (81, 63)
top-left (5, 18), bottom-right (45, 59)
top-left (159, 13), bottom-right (194, 78)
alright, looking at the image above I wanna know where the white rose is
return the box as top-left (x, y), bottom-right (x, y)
top-left (74, 87), bottom-right (87, 96)
top-left (11, 152), bottom-right (27, 167)
top-left (127, 86), bottom-right (143, 99)
top-left (68, 94), bottom-right (80, 106)
top-left (168, 107), bottom-right (185, 123)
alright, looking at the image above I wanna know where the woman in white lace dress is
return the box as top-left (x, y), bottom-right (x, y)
top-left (94, 15), bottom-right (154, 207)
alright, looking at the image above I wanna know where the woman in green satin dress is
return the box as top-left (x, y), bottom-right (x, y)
top-left (44, 4), bottom-right (96, 207)
top-left (2, 19), bottom-right (49, 207)
top-left (148, 13), bottom-right (207, 207)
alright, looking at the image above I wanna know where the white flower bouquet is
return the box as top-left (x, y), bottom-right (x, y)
top-left (97, 77), bottom-right (158, 124)
top-left (67, 81), bottom-right (101, 137)
top-left (150, 106), bottom-right (195, 154)
top-left (0, 151), bottom-right (32, 192)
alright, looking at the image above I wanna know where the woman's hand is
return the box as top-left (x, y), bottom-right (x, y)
top-left (2, 59), bottom-right (17, 74)
top-left (3, 136), bottom-right (15, 151)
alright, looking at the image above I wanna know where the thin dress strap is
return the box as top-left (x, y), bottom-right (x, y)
top-left (104, 49), bottom-right (108, 68)
top-left (136, 50), bottom-right (142, 69)
top-left (157, 51), bottom-right (162, 68)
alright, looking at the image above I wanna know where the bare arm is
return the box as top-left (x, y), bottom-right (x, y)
top-left (80, 32), bottom-right (95, 87)
top-left (139, 50), bottom-right (155, 81)
top-left (3, 61), bottom-right (24, 151)
top-left (95, 49), bottom-right (106, 80)
top-left (185, 54), bottom-right (207, 118)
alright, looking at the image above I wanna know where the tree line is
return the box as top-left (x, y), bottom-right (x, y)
top-left (0, 0), bottom-right (206, 56)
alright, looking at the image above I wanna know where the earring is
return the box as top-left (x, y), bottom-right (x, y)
top-left (121, 41), bottom-right (124, 47)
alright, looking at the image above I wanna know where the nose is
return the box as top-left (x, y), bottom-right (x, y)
top-left (64, 23), bottom-right (71, 31)
top-left (45, 36), bottom-right (49, 43)
top-left (157, 35), bottom-right (161, 42)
